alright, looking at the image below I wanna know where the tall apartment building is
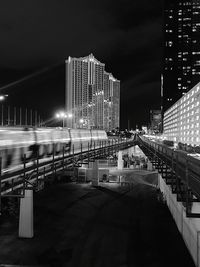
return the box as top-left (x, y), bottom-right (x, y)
top-left (104, 72), bottom-right (120, 131)
top-left (163, 0), bottom-right (200, 111)
top-left (65, 54), bottom-right (120, 130)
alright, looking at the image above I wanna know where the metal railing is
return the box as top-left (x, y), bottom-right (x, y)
top-left (137, 135), bottom-right (200, 217)
top-left (0, 138), bottom-right (135, 214)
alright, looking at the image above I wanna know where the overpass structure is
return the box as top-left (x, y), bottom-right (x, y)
top-left (137, 135), bottom-right (200, 217)
top-left (137, 134), bottom-right (200, 267)
top-left (2, 132), bottom-right (200, 265)
top-left (0, 136), bottom-right (135, 239)
top-left (0, 138), bottom-right (135, 208)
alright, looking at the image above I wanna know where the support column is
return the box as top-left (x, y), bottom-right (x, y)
top-left (147, 160), bottom-right (153, 171)
top-left (19, 189), bottom-right (34, 238)
top-left (118, 151), bottom-right (123, 170)
top-left (92, 160), bottom-right (99, 186)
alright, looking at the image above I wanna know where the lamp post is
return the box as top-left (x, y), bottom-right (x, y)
top-left (79, 118), bottom-right (84, 128)
top-left (56, 112), bottom-right (65, 127)
top-left (0, 95), bottom-right (8, 126)
top-left (67, 113), bottom-right (72, 128)
top-left (56, 111), bottom-right (73, 128)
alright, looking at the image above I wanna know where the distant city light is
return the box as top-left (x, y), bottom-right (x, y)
top-left (55, 111), bottom-right (73, 127)
top-left (0, 94), bottom-right (8, 101)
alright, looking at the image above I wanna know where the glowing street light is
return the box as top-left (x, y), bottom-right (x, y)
top-left (55, 111), bottom-right (73, 127)
top-left (0, 94), bottom-right (8, 101)
top-left (55, 112), bottom-right (66, 127)
top-left (0, 94), bottom-right (8, 126)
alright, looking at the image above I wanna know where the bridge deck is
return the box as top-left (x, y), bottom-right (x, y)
top-left (0, 174), bottom-right (195, 267)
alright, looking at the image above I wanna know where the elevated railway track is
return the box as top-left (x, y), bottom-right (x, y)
top-left (0, 138), bottom-right (135, 213)
top-left (137, 134), bottom-right (200, 217)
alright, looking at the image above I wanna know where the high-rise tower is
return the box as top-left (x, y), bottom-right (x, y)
top-left (65, 54), bottom-right (120, 130)
top-left (163, 0), bottom-right (200, 111)
top-left (104, 72), bottom-right (120, 131)
top-left (65, 54), bottom-right (105, 129)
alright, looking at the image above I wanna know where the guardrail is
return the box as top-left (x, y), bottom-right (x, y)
top-left (137, 135), bottom-right (200, 217)
top-left (0, 138), bottom-right (135, 214)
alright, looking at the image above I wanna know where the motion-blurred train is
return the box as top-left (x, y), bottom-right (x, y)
top-left (0, 127), bottom-right (108, 173)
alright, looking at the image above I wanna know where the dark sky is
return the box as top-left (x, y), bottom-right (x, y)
top-left (0, 0), bottom-right (163, 129)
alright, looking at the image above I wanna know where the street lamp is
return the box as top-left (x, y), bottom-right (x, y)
top-left (55, 111), bottom-right (72, 128)
top-left (56, 112), bottom-right (67, 127)
top-left (0, 94), bottom-right (8, 126)
top-left (79, 118), bottom-right (84, 128)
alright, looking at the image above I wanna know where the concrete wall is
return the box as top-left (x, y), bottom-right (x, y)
top-left (159, 174), bottom-right (200, 267)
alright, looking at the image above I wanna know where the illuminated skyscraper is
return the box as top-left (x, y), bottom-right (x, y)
top-left (104, 72), bottom-right (120, 131)
top-left (163, 0), bottom-right (200, 111)
top-left (65, 54), bottom-right (120, 130)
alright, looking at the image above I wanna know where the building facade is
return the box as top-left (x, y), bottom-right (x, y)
top-left (65, 54), bottom-right (120, 130)
top-left (163, 82), bottom-right (200, 145)
top-left (163, 0), bottom-right (200, 111)
top-left (150, 110), bottom-right (162, 133)
top-left (103, 72), bottom-right (120, 131)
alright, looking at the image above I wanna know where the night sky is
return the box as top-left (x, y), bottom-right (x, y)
top-left (0, 0), bottom-right (163, 129)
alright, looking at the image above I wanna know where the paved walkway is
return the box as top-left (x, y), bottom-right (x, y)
top-left (0, 178), bottom-right (195, 267)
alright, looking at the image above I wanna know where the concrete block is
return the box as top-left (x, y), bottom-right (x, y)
top-left (19, 189), bottom-right (34, 238)
top-left (117, 151), bottom-right (123, 170)
top-left (147, 160), bottom-right (153, 171)
top-left (182, 215), bottom-right (198, 266)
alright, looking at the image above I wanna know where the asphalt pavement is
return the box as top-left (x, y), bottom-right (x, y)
top-left (0, 176), bottom-right (196, 267)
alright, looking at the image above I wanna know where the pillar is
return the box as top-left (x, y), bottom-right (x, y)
top-left (19, 189), bottom-right (34, 238)
top-left (147, 160), bottom-right (153, 171)
top-left (118, 151), bottom-right (123, 170)
top-left (92, 160), bottom-right (99, 186)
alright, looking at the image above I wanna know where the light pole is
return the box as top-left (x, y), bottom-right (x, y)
top-left (56, 112), bottom-right (67, 127)
top-left (56, 111), bottom-right (73, 128)
top-left (67, 113), bottom-right (72, 128)
top-left (79, 118), bottom-right (84, 128)
top-left (0, 95), bottom-right (8, 126)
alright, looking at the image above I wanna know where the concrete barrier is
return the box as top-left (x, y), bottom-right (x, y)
top-left (159, 174), bottom-right (200, 267)
top-left (117, 151), bottom-right (123, 170)
top-left (19, 189), bottom-right (34, 238)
